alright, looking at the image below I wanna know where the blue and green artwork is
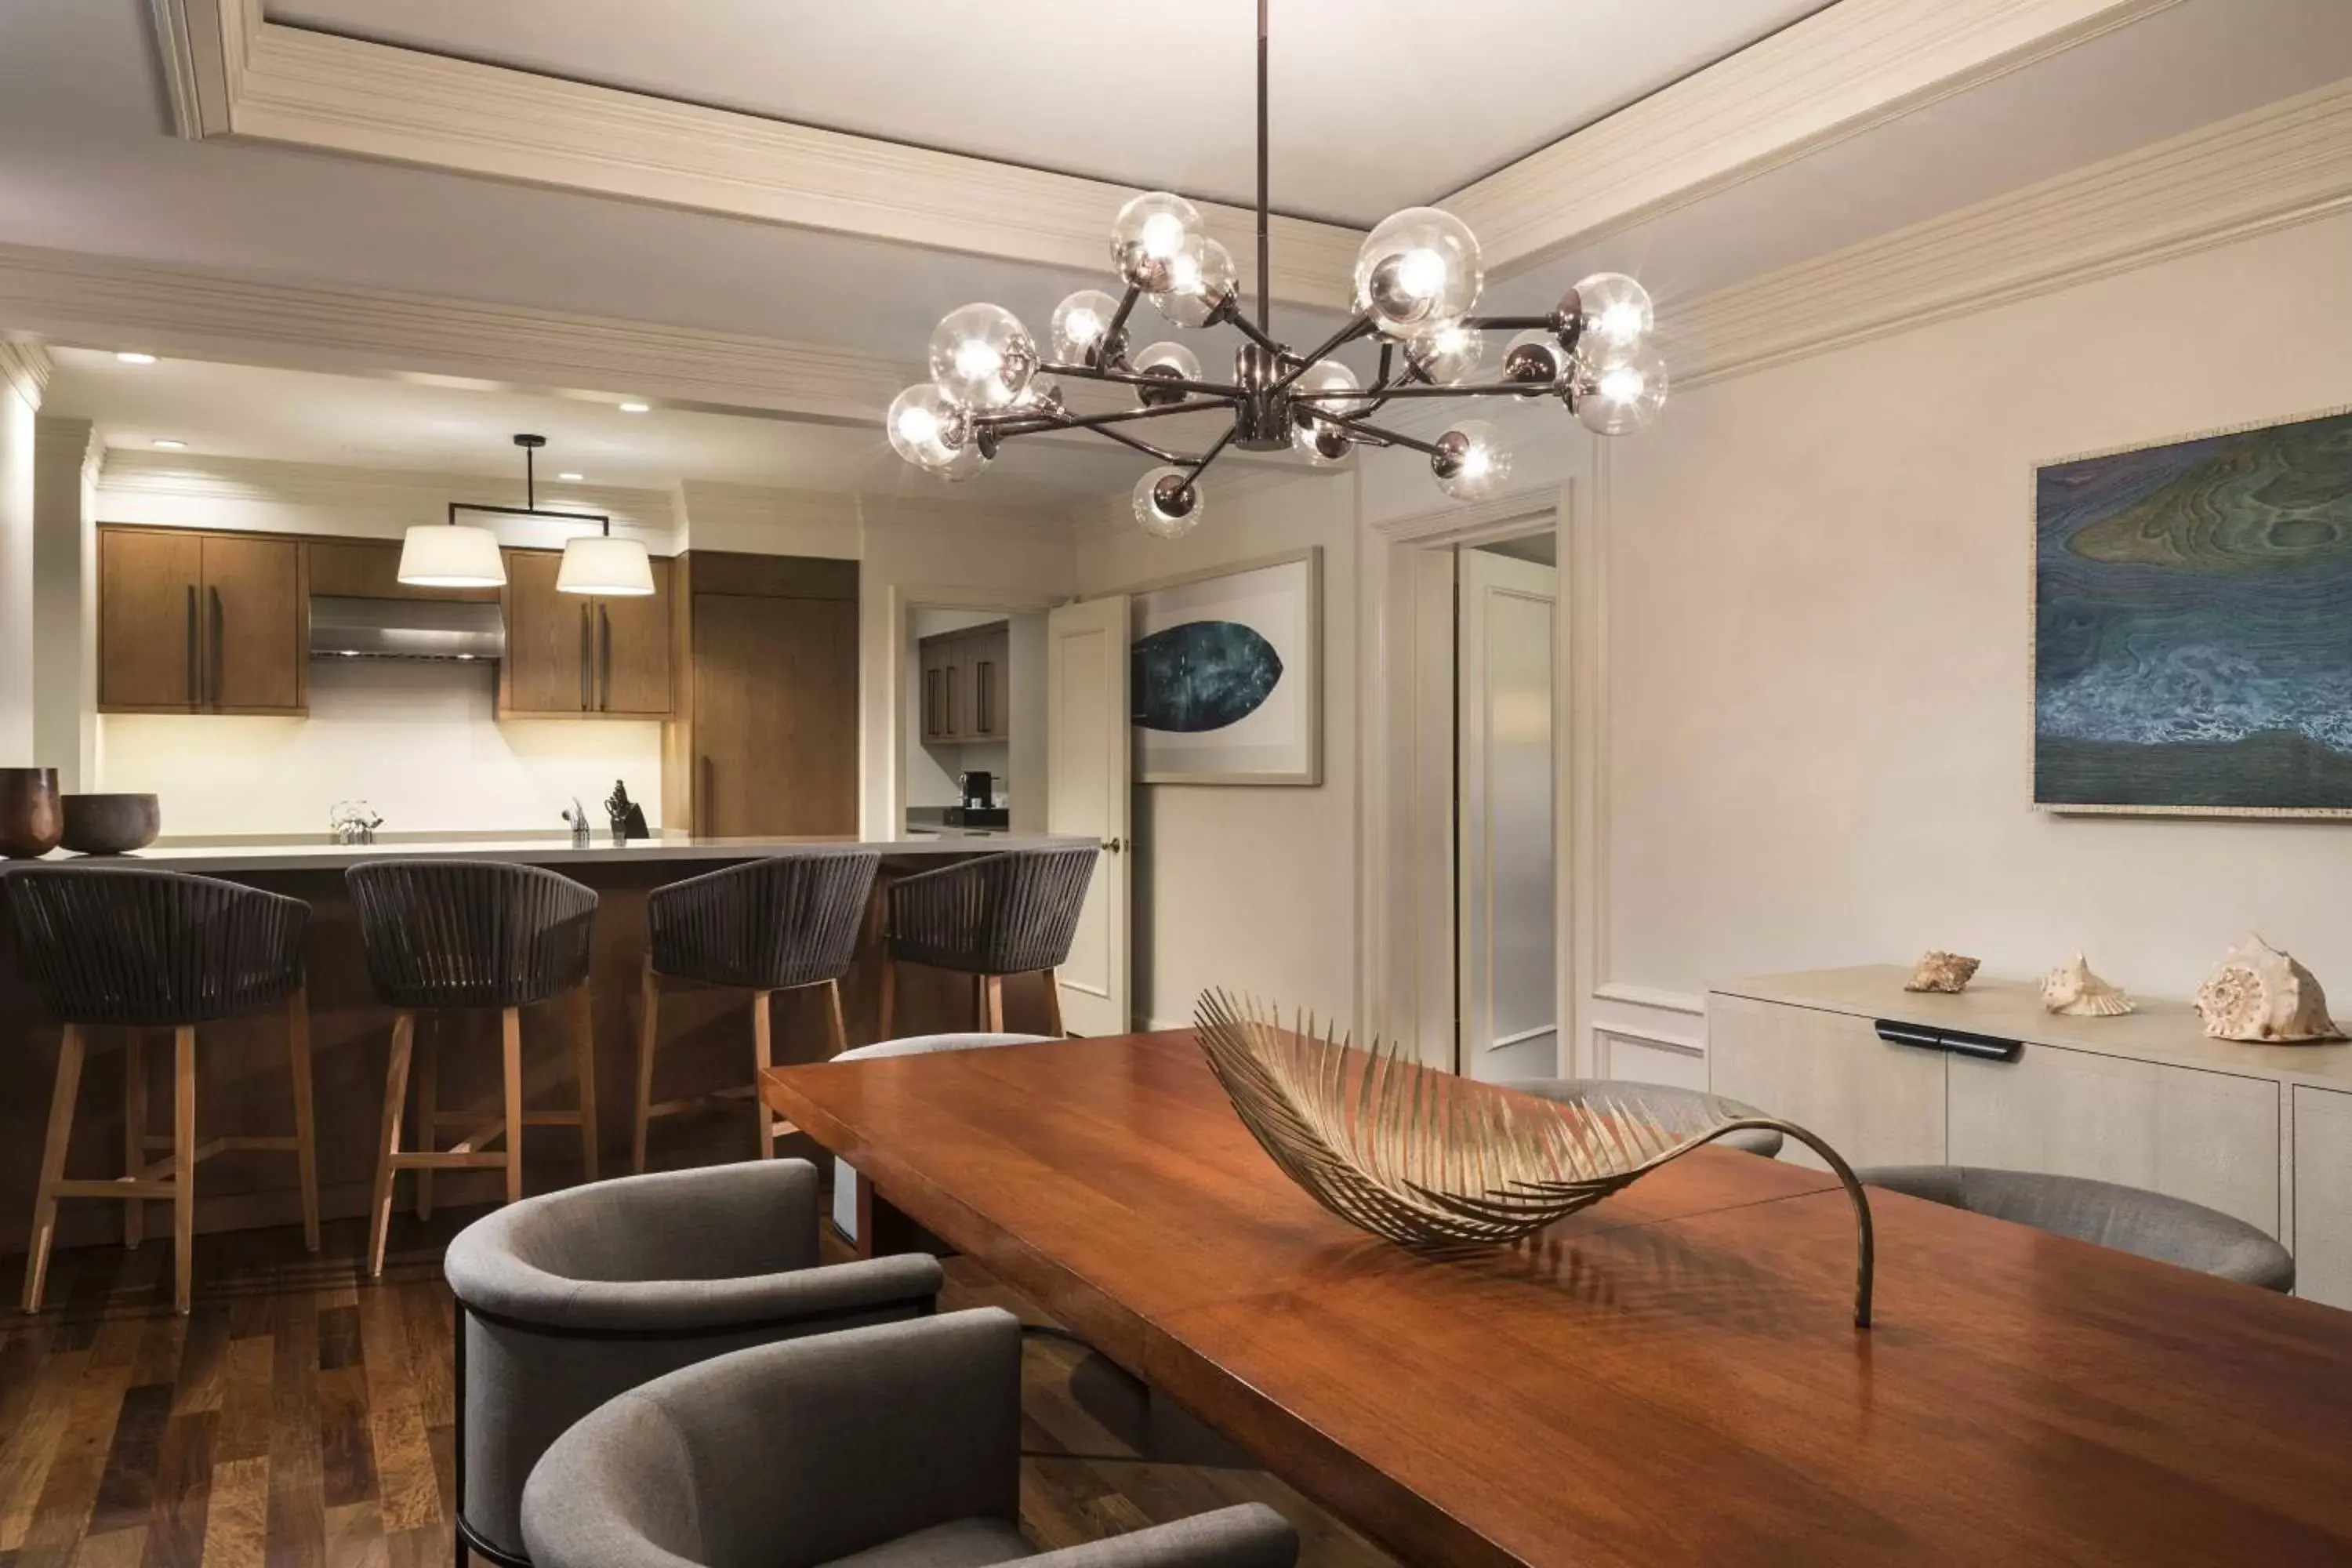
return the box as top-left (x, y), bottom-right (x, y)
top-left (2034, 408), bottom-right (2352, 812)
top-left (1132, 620), bottom-right (1284, 732)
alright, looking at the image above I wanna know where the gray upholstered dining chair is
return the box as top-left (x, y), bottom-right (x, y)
top-left (1860, 1165), bottom-right (2296, 1291)
top-left (443, 1159), bottom-right (944, 1568)
top-left (521, 1307), bottom-right (1299, 1568)
top-left (826, 1033), bottom-right (1054, 1248)
top-left (1499, 1077), bottom-right (1787, 1158)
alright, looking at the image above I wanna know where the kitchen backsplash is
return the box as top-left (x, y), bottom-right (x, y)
top-left (95, 659), bottom-right (662, 837)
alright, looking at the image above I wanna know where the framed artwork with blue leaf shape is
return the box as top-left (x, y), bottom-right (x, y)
top-left (1130, 547), bottom-right (1321, 785)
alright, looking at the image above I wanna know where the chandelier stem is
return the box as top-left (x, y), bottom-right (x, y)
top-left (1257, 0), bottom-right (1270, 334)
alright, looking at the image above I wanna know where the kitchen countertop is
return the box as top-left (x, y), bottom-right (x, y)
top-left (2, 829), bottom-right (1090, 875)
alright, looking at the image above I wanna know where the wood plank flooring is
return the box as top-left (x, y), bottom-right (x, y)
top-left (0, 1209), bottom-right (1395, 1568)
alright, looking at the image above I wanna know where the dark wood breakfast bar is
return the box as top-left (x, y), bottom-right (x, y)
top-left (766, 1033), bottom-right (2352, 1568)
top-left (0, 833), bottom-right (1083, 1254)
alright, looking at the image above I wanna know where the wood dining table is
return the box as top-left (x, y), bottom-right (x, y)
top-left (763, 1031), bottom-right (2352, 1567)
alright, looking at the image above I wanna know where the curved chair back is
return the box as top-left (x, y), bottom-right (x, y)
top-left (5, 865), bottom-right (307, 1026)
top-left (346, 859), bottom-right (596, 1009)
top-left (1500, 1078), bottom-right (1786, 1159)
top-left (886, 844), bottom-right (1096, 975)
top-left (648, 849), bottom-right (879, 990)
top-left (1860, 1165), bottom-right (2296, 1292)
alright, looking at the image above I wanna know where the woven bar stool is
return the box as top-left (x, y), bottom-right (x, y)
top-left (633, 848), bottom-right (880, 1171)
top-left (877, 844), bottom-right (1097, 1037)
top-left (348, 859), bottom-right (599, 1277)
top-left (8, 866), bottom-right (315, 1315)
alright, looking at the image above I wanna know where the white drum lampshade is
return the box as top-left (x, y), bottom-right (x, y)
top-left (397, 522), bottom-right (507, 588)
top-left (556, 532), bottom-right (655, 596)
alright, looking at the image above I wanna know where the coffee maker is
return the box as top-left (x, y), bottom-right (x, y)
top-left (950, 770), bottom-right (1007, 829)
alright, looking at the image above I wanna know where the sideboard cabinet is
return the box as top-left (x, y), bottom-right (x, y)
top-left (1711, 966), bottom-right (2352, 1308)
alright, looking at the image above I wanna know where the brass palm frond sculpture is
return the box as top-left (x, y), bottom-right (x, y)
top-left (1194, 989), bottom-right (1876, 1327)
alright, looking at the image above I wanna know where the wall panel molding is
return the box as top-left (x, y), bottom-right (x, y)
top-left (1450, 0), bottom-right (2183, 274)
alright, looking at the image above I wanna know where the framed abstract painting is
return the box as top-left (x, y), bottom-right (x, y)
top-left (1130, 548), bottom-right (1322, 786)
top-left (2034, 405), bottom-right (2352, 816)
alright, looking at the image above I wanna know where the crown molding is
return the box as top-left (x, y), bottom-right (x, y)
top-left (1450, 0), bottom-right (2183, 277)
top-left (0, 241), bottom-right (912, 423)
top-left (1370, 483), bottom-right (1564, 543)
top-left (150, 0), bottom-right (1360, 310)
top-left (1672, 71), bottom-right (2352, 388)
top-left (0, 339), bottom-right (52, 406)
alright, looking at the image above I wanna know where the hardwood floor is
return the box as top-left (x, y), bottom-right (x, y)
top-left (0, 1208), bottom-right (1395, 1568)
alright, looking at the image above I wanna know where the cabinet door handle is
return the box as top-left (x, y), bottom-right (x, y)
top-left (977, 662), bottom-right (990, 733)
top-left (579, 603), bottom-right (591, 711)
top-left (699, 754), bottom-right (713, 833)
top-left (946, 668), bottom-right (957, 737)
top-left (599, 605), bottom-right (612, 711)
top-left (208, 585), bottom-right (223, 708)
top-left (184, 585), bottom-right (198, 706)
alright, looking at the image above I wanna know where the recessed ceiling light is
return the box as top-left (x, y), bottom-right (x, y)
top-left (115, 351), bottom-right (158, 365)
top-left (557, 471), bottom-right (584, 482)
top-left (151, 438), bottom-right (187, 449)
top-left (618, 401), bottom-right (651, 414)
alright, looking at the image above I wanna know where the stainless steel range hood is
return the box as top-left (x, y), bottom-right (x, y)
top-left (309, 596), bottom-right (506, 662)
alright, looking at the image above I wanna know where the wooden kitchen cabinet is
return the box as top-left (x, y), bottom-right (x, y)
top-left (307, 538), bottom-right (500, 602)
top-left (662, 552), bottom-right (859, 837)
top-left (500, 550), bottom-right (673, 717)
top-left (98, 526), bottom-right (305, 714)
top-left (916, 622), bottom-right (1010, 744)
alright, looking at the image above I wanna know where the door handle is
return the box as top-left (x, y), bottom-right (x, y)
top-left (208, 585), bottom-right (223, 708)
top-left (598, 605), bottom-right (612, 711)
top-left (184, 585), bottom-right (198, 706)
top-left (1100, 837), bottom-right (1125, 854)
top-left (578, 603), bottom-right (591, 710)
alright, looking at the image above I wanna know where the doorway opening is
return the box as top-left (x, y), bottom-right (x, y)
top-left (901, 604), bottom-right (1051, 837)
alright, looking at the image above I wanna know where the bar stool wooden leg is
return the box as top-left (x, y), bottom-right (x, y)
top-left (124, 1032), bottom-right (146, 1249)
top-left (368, 1011), bottom-right (415, 1279)
top-left (287, 983), bottom-right (321, 1254)
top-left (877, 947), bottom-right (896, 1042)
top-left (824, 978), bottom-right (848, 1057)
top-left (982, 975), bottom-right (1005, 1033)
top-left (1042, 970), bottom-right (1064, 1037)
top-left (572, 984), bottom-right (599, 1183)
top-left (633, 956), bottom-right (659, 1174)
top-left (24, 1024), bottom-right (86, 1314)
top-left (750, 990), bottom-right (776, 1160)
top-left (172, 1025), bottom-right (196, 1316)
top-left (413, 1018), bottom-right (438, 1221)
top-left (500, 1006), bottom-right (524, 1207)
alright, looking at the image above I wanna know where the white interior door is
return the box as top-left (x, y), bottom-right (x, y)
top-left (1046, 594), bottom-right (1131, 1036)
top-left (1457, 549), bottom-right (1559, 1081)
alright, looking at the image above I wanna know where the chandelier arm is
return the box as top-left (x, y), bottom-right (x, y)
top-left (1268, 314), bottom-right (1377, 394)
top-left (1184, 422), bottom-right (1240, 479)
top-left (1221, 305), bottom-right (1285, 357)
top-left (1301, 380), bottom-right (1552, 400)
top-left (980, 397), bottom-right (1240, 437)
top-left (1086, 424), bottom-right (1202, 466)
top-left (1038, 360), bottom-right (1245, 401)
top-left (1461, 314), bottom-right (1559, 332)
top-left (1316, 412), bottom-right (1446, 458)
top-left (1098, 285), bottom-right (1145, 365)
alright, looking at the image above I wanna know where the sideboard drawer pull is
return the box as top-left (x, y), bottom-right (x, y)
top-left (1874, 1019), bottom-right (2024, 1062)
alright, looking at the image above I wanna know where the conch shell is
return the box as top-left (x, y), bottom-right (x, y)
top-left (2042, 953), bottom-right (2133, 1017)
top-left (2195, 935), bottom-right (2345, 1043)
top-left (1905, 951), bottom-right (1980, 993)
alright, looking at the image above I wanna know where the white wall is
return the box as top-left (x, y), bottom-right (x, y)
top-left (31, 417), bottom-right (96, 788)
top-left (1075, 473), bottom-right (1361, 1031)
top-left (97, 659), bottom-right (662, 836)
top-left (1358, 206), bottom-right (2352, 1060)
top-left (0, 347), bottom-right (39, 764)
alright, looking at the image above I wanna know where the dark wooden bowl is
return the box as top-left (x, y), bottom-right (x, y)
top-left (0, 768), bottom-right (64, 858)
top-left (60, 793), bottom-right (162, 855)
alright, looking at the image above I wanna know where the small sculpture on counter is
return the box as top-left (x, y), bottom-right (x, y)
top-left (561, 798), bottom-right (593, 849)
top-left (328, 800), bottom-right (382, 847)
top-left (2042, 953), bottom-right (2134, 1017)
top-left (2195, 935), bottom-right (2345, 1044)
top-left (1905, 950), bottom-right (1980, 993)
top-left (604, 780), bottom-right (649, 844)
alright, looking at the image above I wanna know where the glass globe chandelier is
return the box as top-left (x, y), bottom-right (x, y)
top-left (886, 1), bottom-right (1668, 536)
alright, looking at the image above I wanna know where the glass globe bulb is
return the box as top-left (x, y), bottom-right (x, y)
top-left (1008, 376), bottom-right (1063, 415)
top-left (1566, 271), bottom-right (1654, 366)
top-left (1431, 420), bottom-right (1512, 501)
top-left (928, 303), bottom-right (1036, 411)
top-left (1152, 238), bottom-right (1237, 329)
top-left (1403, 321), bottom-right (1483, 384)
top-left (1291, 417), bottom-right (1352, 466)
top-left (886, 383), bottom-right (968, 468)
top-left (1131, 340), bottom-right (1202, 408)
top-left (1352, 206), bottom-right (1483, 336)
top-left (1051, 289), bottom-right (1122, 364)
top-left (935, 441), bottom-right (990, 482)
top-left (1575, 343), bottom-right (1669, 435)
top-left (1132, 466), bottom-right (1203, 539)
top-left (1111, 192), bottom-right (1205, 292)
top-left (1502, 328), bottom-right (1568, 394)
top-left (1293, 359), bottom-right (1368, 417)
